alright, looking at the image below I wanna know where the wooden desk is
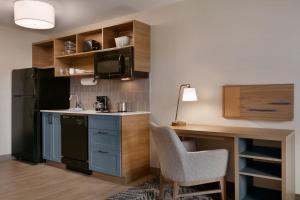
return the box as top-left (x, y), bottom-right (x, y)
top-left (172, 124), bottom-right (295, 200)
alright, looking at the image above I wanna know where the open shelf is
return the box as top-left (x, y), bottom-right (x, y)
top-left (77, 29), bottom-right (102, 53)
top-left (103, 21), bottom-right (133, 49)
top-left (239, 158), bottom-right (281, 181)
top-left (32, 40), bottom-right (54, 68)
top-left (239, 175), bottom-right (282, 200)
top-left (239, 139), bottom-right (281, 162)
top-left (242, 187), bottom-right (281, 200)
top-left (54, 35), bottom-right (77, 57)
top-left (240, 146), bottom-right (281, 162)
top-left (240, 167), bottom-right (281, 181)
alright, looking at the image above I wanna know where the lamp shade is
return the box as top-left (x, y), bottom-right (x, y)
top-left (182, 87), bottom-right (198, 101)
top-left (14, 0), bottom-right (55, 29)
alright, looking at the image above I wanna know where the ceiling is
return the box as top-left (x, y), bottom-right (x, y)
top-left (0, 0), bottom-right (180, 34)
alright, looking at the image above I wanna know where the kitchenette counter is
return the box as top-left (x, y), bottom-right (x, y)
top-left (41, 108), bottom-right (150, 183)
top-left (40, 109), bottom-right (150, 116)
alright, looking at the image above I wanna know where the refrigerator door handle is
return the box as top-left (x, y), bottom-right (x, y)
top-left (48, 114), bottom-right (52, 124)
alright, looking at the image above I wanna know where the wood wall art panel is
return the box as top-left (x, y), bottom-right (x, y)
top-left (223, 86), bottom-right (241, 118)
top-left (223, 84), bottom-right (294, 121)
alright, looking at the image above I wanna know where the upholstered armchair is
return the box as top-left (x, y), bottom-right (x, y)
top-left (151, 123), bottom-right (229, 200)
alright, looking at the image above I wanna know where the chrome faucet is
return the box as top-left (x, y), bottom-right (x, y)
top-left (69, 94), bottom-right (82, 110)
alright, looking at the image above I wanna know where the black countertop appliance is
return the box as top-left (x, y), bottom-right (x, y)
top-left (95, 96), bottom-right (109, 112)
top-left (12, 68), bottom-right (70, 163)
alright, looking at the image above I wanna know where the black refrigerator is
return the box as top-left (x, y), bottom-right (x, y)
top-left (12, 68), bottom-right (70, 163)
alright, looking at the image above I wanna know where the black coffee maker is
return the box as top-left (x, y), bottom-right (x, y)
top-left (94, 96), bottom-right (109, 112)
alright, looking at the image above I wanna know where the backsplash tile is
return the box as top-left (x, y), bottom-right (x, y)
top-left (70, 77), bottom-right (149, 111)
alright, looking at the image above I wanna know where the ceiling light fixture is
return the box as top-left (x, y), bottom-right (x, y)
top-left (14, 0), bottom-right (55, 29)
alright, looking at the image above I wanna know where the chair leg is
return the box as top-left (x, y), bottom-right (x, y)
top-left (172, 182), bottom-right (179, 200)
top-left (159, 173), bottom-right (165, 200)
top-left (220, 177), bottom-right (226, 200)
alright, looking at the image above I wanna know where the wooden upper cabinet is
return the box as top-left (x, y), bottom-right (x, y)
top-left (32, 20), bottom-right (150, 77)
top-left (223, 84), bottom-right (294, 121)
top-left (32, 40), bottom-right (54, 68)
top-left (102, 21), bottom-right (133, 49)
top-left (133, 21), bottom-right (150, 73)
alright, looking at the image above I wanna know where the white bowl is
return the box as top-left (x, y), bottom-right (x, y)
top-left (115, 36), bottom-right (130, 47)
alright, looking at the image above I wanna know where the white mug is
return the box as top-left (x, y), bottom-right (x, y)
top-left (69, 68), bottom-right (75, 75)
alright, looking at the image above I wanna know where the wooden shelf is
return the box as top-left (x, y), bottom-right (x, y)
top-left (55, 45), bottom-right (133, 59)
top-left (32, 40), bottom-right (54, 68)
top-left (77, 29), bottom-right (102, 53)
top-left (240, 161), bottom-right (282, 181)
top-left (240, 146), bottom-right (281, 162)
top-left (103, 21), bottom-right (133, 49)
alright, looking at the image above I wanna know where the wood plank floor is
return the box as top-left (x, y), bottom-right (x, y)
top-left (0, 160), bottom-right (140, 200)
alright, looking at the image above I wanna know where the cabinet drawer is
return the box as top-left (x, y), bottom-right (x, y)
top-left (90, 129), bottom-right (120, 149)
top-left (89, 116), bottom-right (121, 130)
top-left (91, 142), bottom-right (120, 153)
top-left (89, 147), bottom-right (121, 176)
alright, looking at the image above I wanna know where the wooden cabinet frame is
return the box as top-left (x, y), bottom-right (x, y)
top-left (32, 20), bottom-right (150, 77)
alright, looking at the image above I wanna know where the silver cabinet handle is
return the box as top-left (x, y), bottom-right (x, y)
top-left (96, 131), bottom-right (108, 135)
top-left (48, 114), bottom-right (52, 124)
top-left (98, 150), bottom-right (108, 154)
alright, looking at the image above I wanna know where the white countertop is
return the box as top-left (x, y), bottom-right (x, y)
top-left (40, 109), bottom-right (150, 116)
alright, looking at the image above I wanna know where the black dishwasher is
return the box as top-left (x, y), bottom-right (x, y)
top-left (61, 115), bottom-right (91, 174)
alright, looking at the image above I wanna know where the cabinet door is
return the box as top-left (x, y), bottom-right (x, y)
top-left (88, 116), bottom-right (121, 176)
top-left (42, 113), bottom-right (52, 160)
top-left (51, 114), bottom-right (61, 162)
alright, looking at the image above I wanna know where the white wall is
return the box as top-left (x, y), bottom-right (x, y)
top-left (0, 26), bottom-right (46, 155)
top-left (148, 0), bottom-right (300, 193)
top-left (60, 0), bottom-right (300, 192)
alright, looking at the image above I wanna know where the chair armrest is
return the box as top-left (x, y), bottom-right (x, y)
top-left (182, 149), bottom-right (229, 182)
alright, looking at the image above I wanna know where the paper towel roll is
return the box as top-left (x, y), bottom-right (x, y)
top-left (80, 78), bottom-right (97, 86)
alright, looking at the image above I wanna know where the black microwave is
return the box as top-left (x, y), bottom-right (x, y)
top-left (94, 47), bottom-right (133, 79)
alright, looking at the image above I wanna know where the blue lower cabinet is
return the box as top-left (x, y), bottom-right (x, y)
top-left (51, 114), bottom-right (61, 162)
top-left (42, 113), bottom-right (61, 162)
top-left (89, 116), bottom-right (121, 176)
top-left (89, 145), bottom-right (121, 176)
top-left (42, 113), bottom-right (52, 160)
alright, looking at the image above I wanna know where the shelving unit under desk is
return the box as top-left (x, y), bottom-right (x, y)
top-left (172, 124), bottom-right (295, 200)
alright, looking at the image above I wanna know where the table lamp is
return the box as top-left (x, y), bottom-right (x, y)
top-left (172, 84), bottom-right (198, 126)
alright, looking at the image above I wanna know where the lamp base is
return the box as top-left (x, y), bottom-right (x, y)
top-left (171, 121), bottom-right (187, 126)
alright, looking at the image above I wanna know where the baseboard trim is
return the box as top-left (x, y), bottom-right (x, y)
top-left (45, 160), bottom-right (66, 170)
top-left (0, 154), bottom-right (12, 161)
top-left (296, 194), bottom-right (300, 200)
top-left (92, 171), bottom-right (126, 185)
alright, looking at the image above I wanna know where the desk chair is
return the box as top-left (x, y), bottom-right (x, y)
top-left (150, 123), bottom-right (229, 200)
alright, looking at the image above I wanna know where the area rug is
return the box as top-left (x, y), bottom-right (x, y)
top-left (106, 178), bottom-right (219, 200)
